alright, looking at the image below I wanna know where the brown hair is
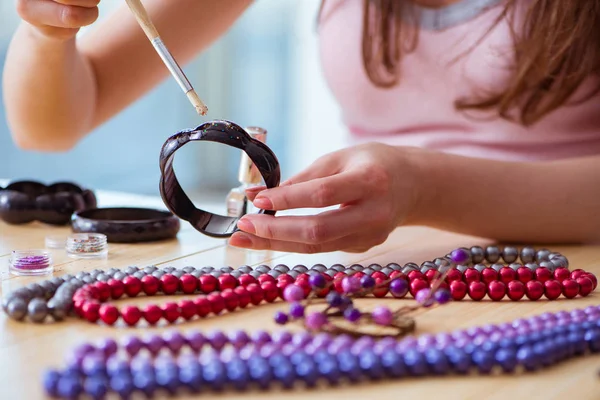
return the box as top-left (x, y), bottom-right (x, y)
top-left (320, 0), bottom-right (600, 126)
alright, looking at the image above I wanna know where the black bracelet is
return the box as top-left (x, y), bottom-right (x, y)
top-left (71, 207), bottom-right (180, 243)
top-left (0, 180), bottom-right (96, 225)
top-left (158, 120), bottom-right (281, 238)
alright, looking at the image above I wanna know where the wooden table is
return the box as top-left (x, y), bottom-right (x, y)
top-left (1, 191), bottom-right (599, 399)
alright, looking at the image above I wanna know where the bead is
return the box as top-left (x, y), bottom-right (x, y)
top-left (554, 268), bottom-right (570, 282)
top-left (535, 267), bottom-right (553, 283)
top-left (47, 300), bottom-right (68, 321)
top-left (372, 306), bottom-right (393, 325)
top-left (463, 268), bottom-right (480, 283)
top-left (199, 275), bottom-right (218, 293)
top-left (390, 278), bottom-right (409, 298)
top-left (544, 280), bottom-right (562, 300)
top-left (218, 274), bottom-right (237, 291)
top-left (501, 246), bottom-right (519, 263)
top-left (434, 288), bottom-right (451, 304)
top-left (180, 274), bottom-right (198, 294)
top-left (561, 279), bottom-right (579, 299)
top-left (520, 247), bottom-right (536, 264)
top-left (344, 307), bottom-right (361, 323)
top-left (468, 281), bottom-right (487, 301)
top-left (262, 282), bottom-right (279, 303)
top-left (233, 286), bottom-right (251, 308)
top-left (179, 300), bottom-right (197, 320)
top-left (485, 246), bottom-right (501, 263)
top-left (577, 277), bottom-right (594, 297)
top-left (161, 302), bottom-right (180, 323)
top-left (207, 293), bottom-right (226, 314)
top-left (193, 296), bottom-right (212, 317)
top-left (473, 263), bottom-right (487, 273)
top-left (450, 280), bottom-right (467, 300)
top-left (586, 273), bottom-right (598, 290)
top-left (499, 267), bottom-right (516, 284)
top-left (450, 248), bottom-right (471, 264)
top-left (407, 270), bottom-right (425, 281)
top-left (245, 284), bottom-right (264, 305)
top-left (415, 289), bottom-right (434, 307)
top-left (481, 268), bottom-right (498, 284)
top-left (28, 298), bottom-right (48, 323)
top-left (525, 280), bottom-right (544, 300)
top-left (341, 276), bottom-right (361, 294)
top-left (99, 304), bottom-right (119, 325)
top-left (409, 279), bottom-right (429, 297)
top-left (289, 302), bottom-right (305, 319)
top-left (507, 280), bottom-right (525, 301)
top-left (517, 267), bottom-right (534, 283)
top-left (570, 269), bottom-right (585, 280)
top-left (308, 274), bottom-right (326, 289)
top-left (221, 289), bottom-right (239, 312)
top-left (282, 284), bottom-right (304, 302)
top-left (143, 304), bottom-right (162, 325)
top-left (121, 306), bottom-right (142, 326)
top-left (470, 246), bottom-right (485, 263)
top-left (274, 311), bottom-right (289, 325)
top-left (141, 275), bottom-right (160, 296)
top-left (160, 274), bottom-right (179, 295)
top-left (123, 276), bottom-right (142, 297)
top-left (488, 281), bottom-right (506, 301)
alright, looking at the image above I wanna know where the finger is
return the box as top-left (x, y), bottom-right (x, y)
top-left (54, 0), bottom-right (100, 7)
top-left (237, 205), bottom-right (373, 244)
top-left (245, 185), bottom-right (266, 202)
top-left (252, 171), bottom-right (365, 211)
top-left (280, 153), bottom-right (343, 186)
top-left (19, 0), bottom-right (99, 28)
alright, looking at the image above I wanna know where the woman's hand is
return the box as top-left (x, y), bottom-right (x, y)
top-left (228, 143), bottom-right (424, 253)
top-left (16, 0), bottom-right (100, 41)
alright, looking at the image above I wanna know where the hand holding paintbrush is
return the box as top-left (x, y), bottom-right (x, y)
top-left (124, 0), bottom-right (208, 116)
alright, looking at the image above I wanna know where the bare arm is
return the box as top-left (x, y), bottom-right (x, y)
top-left (411, 151), bottom-right (600, 244)
top-left (3, 0), bottom-right (252, 151)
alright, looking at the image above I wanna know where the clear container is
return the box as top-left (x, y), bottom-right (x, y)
top-left (45, 235), bottom-right (67, 249)
top-left (66, 233), bottom-right (108, 259)
top-left (9, 249), bottom-right (54, 276)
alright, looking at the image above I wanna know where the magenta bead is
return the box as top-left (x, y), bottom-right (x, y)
top-left (415, 288), bottom-right (434, 307)
top-left (305, 312), bottom-right (328, 330)
top-left (282, 284), bottom-right (304, 302)
top-left (371, 306), bottom-right (393, 326)
top-left (341, 276), bottom-right (361, 294)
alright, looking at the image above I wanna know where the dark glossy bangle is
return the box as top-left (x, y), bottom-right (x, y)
top-left (158, 120), bottom-right (281, 238)
top-left (0, 180), bottom-right (96, 225)
top-left (71, 207), bottom-right (180, 243)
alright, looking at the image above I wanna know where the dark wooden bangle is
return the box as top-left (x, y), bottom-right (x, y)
top-left (0, 180), bottom-right (97, 225)
top-left (158, 120), bottom-right (281, 238)
top-left (71, 207), bottom-right (180, 243)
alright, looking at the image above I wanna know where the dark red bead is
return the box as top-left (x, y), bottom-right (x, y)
top-left (516, 267), bottom-right (533, 283)
top-left (218, 274), bottom-right (238, 291)
top-left (141, 275), bottom-right (160, 296)
top-left (561, 279), bottom-right (579, 299)
top-left (86, 286), bottom-right (100, 300)
top-left (238, 274), bottom-right (258, 287)
top-left (553, 268), bottom-right (570, 282)
top-left (570, 269), bottom-right (585, 280)
top-left (121, 305), bottom-right (142, 326)
top-left (262, 282), bottom-right (279, 303)
top-left (586, 273), bottom-right (598, 290)
top-left (389, 271), bottom-right (406, 280)
top-left (180, 274), bottom-right (198, 294)
top-left (295, 273), bottom-right (310, 282)
top-left (525, 280), bottom-right (544, 300)
top-left (480, 268), bottom-right (498, 284)
top-left (73, 300), bottom-right (85, 317)
top-left (498, 267), bottom-right (516, 285)
top-left (107, 279), bottom-right (125, 300)
top-left (424, 269), bottom-right (439, 283)
top-left (207, 293), bottom-right (225, 315)
top-left (161, 302), bottom-right (180, 322)
top-left (276, 280), bottom-right (290, 296)
top-left (407, 270), bottom-right (425, 281)
top-left (487, 281), bottom-right (506, 301)
top-left (276, 274), bottom-right (294, 287)
top-left (199, 275), bottom-right (218, 294)
top-left (234, 286), bottom-right (252, 308)
top-left (409, 279), bottom-right (429, 297)
top-left (82, 302), bottom-right (100, 322)
top-left (123, 276), bottom-right (142, 297)
top-left (160, 274), bottom-right (179, 295)
top-left (179, 300), bottom-right (197, 320)
top-left (468, 281), bottom-right (487, 301)
top-left (445, 269), bottom-right (462, 282)
top-left (544, 280), bottom-right (562, 300)
top-left (294, 279), bottom-right (312, 298)
top-left (193, 296), bottom-right (212, 317)
top-left (94, 282), bottom-right (111, 301)
top-left (577, 276), bottom-right (594, 297)
top-left (535, 268), bottom-right (552, 283)
top-left (221, 289), bottom-right (239, 312)
top-left (314, 274), bottom-right (333, 298)
top-left (245, 284), bottom-right (264, 305)
top-left (506, 280), bottom-right (525, 301)
top-left (463, 268), bottom-right (480, 284)
top-left (99, 304), bottom-right (119, 325)
top-left (142, 304), bottom-right (162, 325)
top-left (449, 280), bottom-right (467, 300)
top-left (372, 271), bottom-right (387, 281)
top-left (373, 277), bottom-right (389, 298)
top-left (351, 271), bottom-right (365, 281)
top-left (257, 274), bottom-right (276, 285)
top-left (333, 272), bottom-right (347, 293)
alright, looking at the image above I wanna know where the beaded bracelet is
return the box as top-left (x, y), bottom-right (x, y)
top-left (42, 304), bottom-right (600, 399)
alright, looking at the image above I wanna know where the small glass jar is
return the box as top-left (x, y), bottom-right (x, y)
top-left (66, 233), bottom-right (108, 259)
top-left (9, 249), bottom-right (54, 276)
top-left (45, 235), bottom-right (67, 249)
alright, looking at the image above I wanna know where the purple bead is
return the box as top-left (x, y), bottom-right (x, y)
top-left (497, 322), bottom-right (513, 332)
top-left (325, 292), bottom-right (343, 307)
top-left (305, 312), bottom-right (328, 330)
top-left (415, 289), bottom-right (434, 307)
top-left (281, 343), bottom-right (298, 356)
top-left (570, 309), bottom-right (586, 319)
top-left (539, 312), bottom-right (556, 322)
top-left (251, 330), bottom-right (272, 346)
top-left (274, 311), bottom-right (289, 325)
top-left (371, 306), bottom-right (393, 326)
top-left (328, 335), bottom-right (353, 354)
top-left (289, 302), bottom-right (305, 318)
top-left (554, 310), bottom-right (571, 321)
top-left (343, 307), bottom-right (361, 323)
top-left (308, 274), bottom-right (326, 289)
top-left (450, 248), bottom-right (470, 264)
top-left (123, 336), bottom-right (143, 356)
top-left (144, 335), bottom-right (165, 355)
top-left (259, 343), bottom-right (280, 358)
top-left (351, 336), bottom-right (375, 355)
top-left (82, 353), bottom-right (105, 375)
top-left (97, 339), bottom-right (117, 358)
top-left (417, 334), bottom-right (436, 349)
top-left (466, 326), bottom-right (484, 338)
top-left (373, 337), bottom-right (396, 354)
top-left (272, 331), bottom-right (293, 345)
top-left (164, 331), bottom-right (186, 353)
top-left (283, 284), bottom-right (304, 302)
top-left (207, 331), bottom-right (228, 350)
top-left (360, 275), bottom-right (375, 289)
top-left (489, 332), bottom-right (504, 342)
top-left (311, 333), bottom-right (332, 349)
top-left (451, 330), bottom-right (469, 341)
top-left (389, 278), bottom-right (409, 298)
top-left (185, 331), bottom-right (206, 351)
top-left (434, 288), bottom-right (451, 304)
top-left (229, 330), bottom-right (250, 349)
top-left (341, 276), bottom-right (361, 294)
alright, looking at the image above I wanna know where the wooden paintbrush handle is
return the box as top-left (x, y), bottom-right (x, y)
top-left (124, 0), bottom-right (160, 39)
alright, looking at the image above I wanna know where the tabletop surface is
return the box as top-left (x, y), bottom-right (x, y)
top-left (0, 191), bottom-right (599, 400)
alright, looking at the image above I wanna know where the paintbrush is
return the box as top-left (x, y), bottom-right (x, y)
top-left (124, 0), bottom-right (208, 116)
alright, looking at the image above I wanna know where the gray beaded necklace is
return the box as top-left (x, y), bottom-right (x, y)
top-left (409, 0), bottom-right (505, 31)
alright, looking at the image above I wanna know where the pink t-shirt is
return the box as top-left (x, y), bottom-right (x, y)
top-left (318, 0), bottom-right (600, 161)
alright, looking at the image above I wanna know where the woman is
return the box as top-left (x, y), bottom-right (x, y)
top-left (4, 0), bottom-right (600, 253)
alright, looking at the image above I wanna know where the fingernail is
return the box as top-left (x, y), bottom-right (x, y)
top-left (245, 186), bottom-right (265, 193)
top-left (231, 233), bottom-right (252, 248)
top-left (253, 197), bottom-right (273, 210)
top-left (237, 217), bottom-right (256, 234)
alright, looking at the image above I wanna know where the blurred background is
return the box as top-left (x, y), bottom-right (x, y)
top-left (0, 0), bottom-right (347, 203)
